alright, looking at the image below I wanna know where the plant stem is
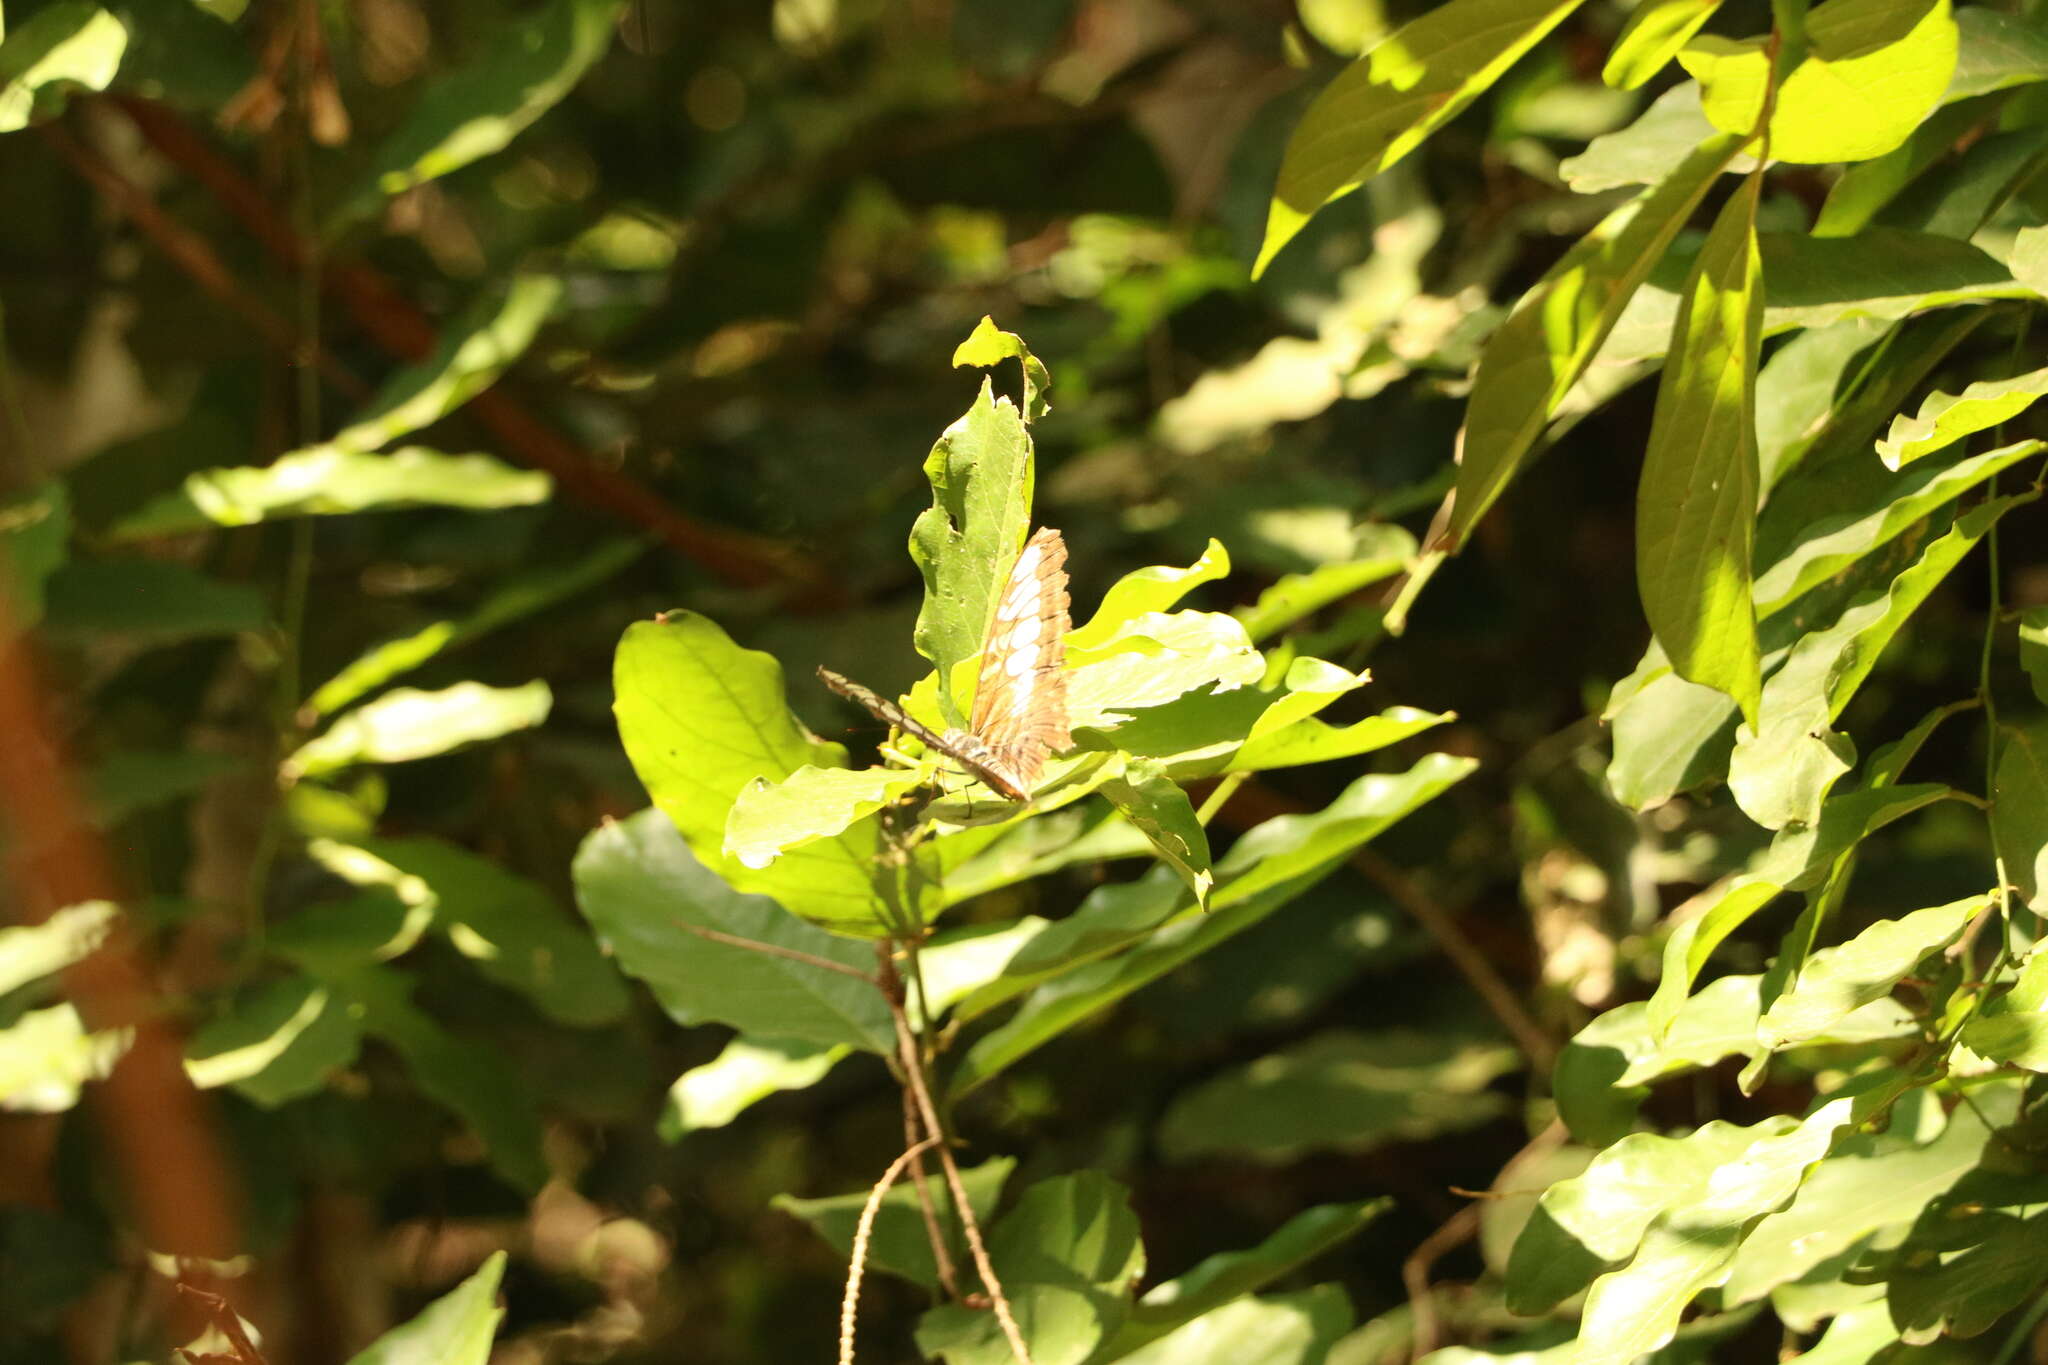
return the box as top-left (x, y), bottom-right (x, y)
top-left (840, 1135), bottom-right (939, 1365)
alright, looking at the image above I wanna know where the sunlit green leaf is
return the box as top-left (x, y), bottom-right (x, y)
top-left (1558, 83), bottom-right (1737, 193)
top-left (910, 368), bottom-right (1035, 727)
top-left (1646, 782), bottom-right (1955, 1035)
top-left (1881, 1116), bottom-right (2048, 1340)
top-left (1255, 0), bottom-right (1585, 276)
top-left (1114, 1287), bottom-right (1354, 1365)
top-left (1879, 365), bottom-right (2048, 468)
top-left (1637, 169), bottom-right (1763, 725)
top-left (724, 764), bottom-right (926, 870)
top-left (112, 446), bottom-right (552, 537)
top-left (343, 1250), bottom-right (504, 1365)
top-left (1099, 758), bottom-right (1210, 907)
top-left (1067, 611), bottom-right (1266, 733)
top-left (660, 1036), bottom-right (851, 1138)
top-left (1758, 893), bottom-right (1985, 1048)
top-left (1233, 526), bottom-right (1411, 640)
top-left (185, 974), bottom-right (363, 1107)
top-left (1682, 0), bottom-right (1957, 164)
top-left (0, 1004), bottom-right (129, 1113)
top-left (1071, 540), bottom-right (1229, 650)
top-left (953, 314), bottom-right (1052, 422)
top-left (333, 274), bottom-right (564, 453)
top-left (950, 754), bottom-right (1476, 1093)
top-left (306, 537), bottom-right (647, 718)
top-left (335, 0), bottom-right (624, 222)
top-left (1112, 1200), bottom-right (1389, 1353)
top-left (1157, 1028), bottom-right (1516, 1163)
top-left (1453, 134), bottom-right (1742, 545)
top-left (1812, 100), bottom-right (1988, 239)
top-left (1604, 1), bottom-right (1720, 90)
top-left (614, 612), bottom-right (896, 934)
top-left (0, 3), bottom-right (125, 133)
top-left (286, 680), bottom-right (551, 778)
top-left (1731, 496), bottom-right (2021, 828)
top-left (776, 1157), bottom-right (1014, 1292)
top-left (915, 1171), bottom-right (1144, 1365)
top-left (2021, 606), bottom-right (2048, 705)
top-left (1992, 718), bottom-right (2048, 911)
top-left (572, 809), bottom-right (894, 1052)
top-left (0, 901), bottom-right (116, 997)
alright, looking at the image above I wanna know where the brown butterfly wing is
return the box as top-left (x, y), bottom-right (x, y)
top-left (968, 526), bottom-right (1072, 794)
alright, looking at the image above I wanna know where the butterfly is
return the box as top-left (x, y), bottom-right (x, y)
top-left (819, 526), bottom-right (1072, 802)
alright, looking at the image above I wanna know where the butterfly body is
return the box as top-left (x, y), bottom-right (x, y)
top-left (821, 527), bottom-right (1072, 803)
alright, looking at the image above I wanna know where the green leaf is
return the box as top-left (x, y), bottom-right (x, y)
top-left (334, 0), bottom-right (624, 223)
top-left (1637, 170), bottom-right (1764, 725)
top-left (0, 1005), bottom-right (129, 1113)
top-left (342, 966), bottom-right (548, 1192)
top-left (184, 974), bottom-right (363, 1107)
top-left (0, 479), bottom-right (67, 630)
top-left (1879, 364), bottom-right (2048, 468)
top-left (1881, 1126), bottom-right (2048, 1341)
top-left (1880, 121), bottom-right (2048, 240)
top-left (341, 837), bottom-right (628, 1026)
top-left (285, 681), bottom-right (552, 778)
top-left (571, 810), bottom-right (894, 1052)
top-left (332, 274), bottom-right (564, 454)
top-left (1754, 440), bottom-right (2040, 614)
top-left (909, 375), bottom-right (1034, 726)
top-left (1254, 0), bottom-right (1584, 276)
top-left (1233, 525), bottom-right (1412, 640)
top-left (1731, 496), bottom-right (2018, 828)
top-left (1992, 718), bottom-right (2048, 910)
top-left (1066, 611), bottom-right (1266, 733)
top-left (660, 1036), bottom-right (851, 1138)
top-left (724, 764), bottom-right (926, 870)
top-left (41, 558), bottom-right (267, 640)
top-left (270, 890), bottom-right (425, 975)
top-left (1071, 540), bottom-right (1230, 650)
top-left (1812, 100), bottom-right (1988, 239)
top-left (1720, 1089), bottom-right (2017, 1306)
top-left (1229, 703), bottom-right (1453, 774)
top-left (1960, 1012), bottom-right (2048, 1068)
top-left (1156, 1028), bottom-right (1517, 1163)
top-left (1946, 5), bottom-right (2048, 100)
top-left (1604, 1), bottom-right (1721, 89)
top-left (0, 3), bottom-right (125, 133)
top-left (1099, 759), bottom-right (1211, 907)
top-left (1453, 134), bottom-right (1743, 545)
top-left (914, 1171), bottom-right (1145, 1365)
top-left (87, 749), bottom-right (246, 825)
top-left (1112, 1287), bottom-right (1354, 1365)
top-left (953, 314), bottom-right (1052, 422)
top-left (949, 754), bottom-right (1476, 1094)
top-left (936, 810), bottom-right (1153, 909)
top-left (306, 537), bottom-right (647, 718)
top-left (1605, 666), bottom-right (1740, 811)
top-left (775, 1157), bottom-right (1015, 1292)
top-left (1597, 229), bottom-right (2025, 368)
top-left (613, 612), bottom-right (895, 934)
top-left (343, 1250), bottom-right (505, 1365)
top-left (1112, 1200), bottom-right (1389, 1353)
top-left (0, 901), bottom-right (116, 996)
top-left (1559, 83), bottom-right (1741, 193)
top-left (1753, 319), bottom-right (1887, 489)
top-left (1681, 0), bottom-right (1957, 164)
top-left (1758, 893), bottom-right (1986, 1048)
top-left (2021, 607), bottom-right (2048, 706)
top-left (1646, 782), bottom-right (1955, 1035)
top-left (111, 446), bottom-right (552, 537)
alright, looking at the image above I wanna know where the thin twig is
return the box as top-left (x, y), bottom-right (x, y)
top-left (1404, 1119), bottom-right (1566, 1360)
top-left (903, 1078), bottom-right (960, 1296)
top-left (667, 918), bottom-right (880, 985)
top-left (174, 1284), bottom-right (269, 1365)
top-left (882, 964), bottom-right (1032, 1364)
top-left (1350, 846), bottom-right (1558, 1072)
top-left (840, 1135), bottom-right (940, 1365)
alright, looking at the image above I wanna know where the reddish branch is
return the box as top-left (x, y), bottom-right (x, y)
top-left (0, 575), bottom-right (245, 1328)
top-left (107, 96), bottom-right (838, 604)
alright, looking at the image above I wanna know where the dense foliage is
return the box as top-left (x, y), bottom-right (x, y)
top-left (6, 0), bottom-right (2048, 1362)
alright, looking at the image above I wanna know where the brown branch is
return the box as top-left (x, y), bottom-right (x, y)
top-left (880, 948), bottom-right (1032, 1364)
top-left (904, 1085), bottom-right (961, 1296)
top-left (175, 1284), bottom-right (269, 1365)
top-left (38, 120), bottom-right (366, 402)
top-left (0, 571), bottom-right (245, 1326)
top-left (109, 96), bottom-right (841, 605)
